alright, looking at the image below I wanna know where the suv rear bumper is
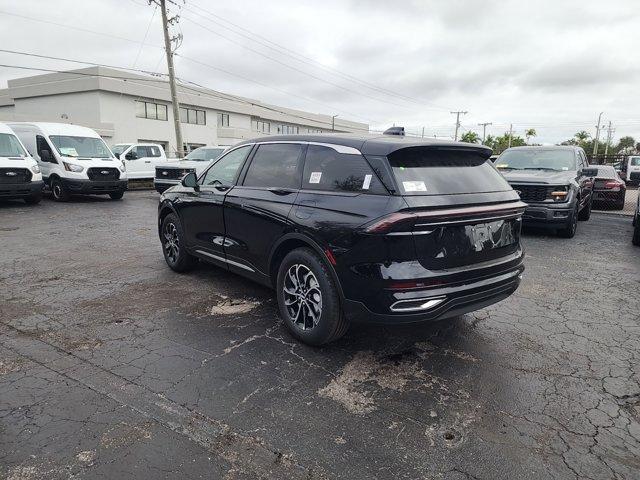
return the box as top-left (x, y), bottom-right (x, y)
top-left (342, 262), bottom-right (524, 325)
top-left (0, 180), bottom-right (44, 199)
top-left (60, 178), bottom-right (128, 194)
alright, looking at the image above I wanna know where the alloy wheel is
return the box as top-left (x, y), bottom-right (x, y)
top-left (283, 264), bottom-right (322, 331)
top-left (163, 222), bottom-right (180, 264)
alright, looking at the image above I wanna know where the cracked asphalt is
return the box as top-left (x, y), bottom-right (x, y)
top-left (1, 190), bottom-right (639, 480)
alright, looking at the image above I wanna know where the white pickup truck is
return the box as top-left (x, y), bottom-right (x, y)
top-left (112, 143), bottom-right (171, 179)
top-left (154, 146), bottom-right (226, 193)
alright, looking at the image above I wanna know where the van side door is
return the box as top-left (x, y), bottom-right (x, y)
top-left (36, 135), bottom-right (57, 180)
top-left (223, 143), bottom-right (304, 282)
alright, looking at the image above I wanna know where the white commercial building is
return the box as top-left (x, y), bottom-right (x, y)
top-left (0, 67), bottom-right (368, 155)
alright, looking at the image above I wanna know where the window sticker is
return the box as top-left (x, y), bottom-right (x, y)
top-left (362, 174), bottom-right (372, 190)
top-left (309, 171), bottom-right (322, 184)
top-left (561, 167), bottom-right (569, 171)
top-left (60, 147), bottom-right (78, 157)
top-left (496, 164), bottom-right (508, 168)
top-left (402, 181), bottom-right (427, 192)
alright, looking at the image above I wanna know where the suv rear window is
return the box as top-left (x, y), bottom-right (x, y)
top-left (302, 145), bottom-right (386, 194)
top-left (387, 148), bottom-right (511, 196)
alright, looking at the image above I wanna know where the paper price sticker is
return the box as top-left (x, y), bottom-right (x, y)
top-left (362, 174), bottom-right (372, 190)
top-left (402, 181), bottom-right (427, 192)
top-left (309, 172), bottom-right (322, 184)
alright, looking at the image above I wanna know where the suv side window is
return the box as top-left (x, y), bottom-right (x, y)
top-left (243, 143), bottom-right (303, 189)
top-left (201, 145), bottom-right (252, 186)
top-left (302, 144), bottom-right (386, 194)
top-left (36, 135), bottom-right (55, 162)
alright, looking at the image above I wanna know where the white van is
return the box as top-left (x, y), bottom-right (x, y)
top-left (111, 143), bottom-right (170, 179)
top-left (0, 123), bottom-right (43, 204)
top-left (9, 122), bottom-right (127, 201)
top-left (623, 155), bottom-right (640, 185)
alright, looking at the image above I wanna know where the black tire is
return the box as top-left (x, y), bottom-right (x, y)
top-left (615, 192), bottom-right (625, 210)
top-left (633, 212), bottom-right (640, 246)
top-left (558, 202), bottom-right (579, 238)
top-left (109, 191), bottom-right (124, 200)
top-left (161, 213), bottom-right (197, 272)
top-left (24, 193), bottom-right (42, 205)
top-left (276, 248), bottom-right (348, 346)
top-left (578, 195), bottom-right (591, 221)
top-left (50, 178), bottom-right (70, 202)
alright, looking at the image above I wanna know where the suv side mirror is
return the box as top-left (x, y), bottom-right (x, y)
top-left (181, 171), bottom-right (199, 190)
top-left (125, 151), bottom-right (137, 160)
top-left (582, 167), bottom-right (598, 177)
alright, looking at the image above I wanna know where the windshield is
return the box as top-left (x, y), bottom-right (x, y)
top-left (386, 148), bottom-right (512, 196)
top-left (111, 144), bottom-right (131, 156)
top-left (49, 135), bottom-right (113, 159)
top-left (496, 149), bottom-right (576, 171)
top-left (0, 133), bottom-right (27, 157)
top-left (185, 147), bottom-right (225, 161)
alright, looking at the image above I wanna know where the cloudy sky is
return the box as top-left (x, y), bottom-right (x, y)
top-left (0, 0), bottom-right (638, 144)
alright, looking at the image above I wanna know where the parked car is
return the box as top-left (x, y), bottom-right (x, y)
top-left (591, 165), bottom-right (626, 210)
top-left (157, 134), bottom-right (526, 345)
top-left (633, 193), bottom-right (640, 246)
top-left (154, 146), bottom-right (226, 193)
top-left (495, 146), bottom-right (597, 238)
top-left (622, 155), bottom-right (640, 185)
top-left (0, 122), bottom-right (43, 204)
top-left (9, 122), bottom-right (127, 201)
top-left (112, 143), bottom-right (169, 179)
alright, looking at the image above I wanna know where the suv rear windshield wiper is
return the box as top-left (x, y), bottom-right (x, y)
top-left (523, 167), bottom-right (560, 171)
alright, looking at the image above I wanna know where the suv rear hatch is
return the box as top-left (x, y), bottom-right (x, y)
top-left (368, 146), bottom-right (524, 270)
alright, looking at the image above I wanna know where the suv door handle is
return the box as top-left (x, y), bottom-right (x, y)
top-left (214, 184), bottom-right (230, 192)
top-left (268, 187), bottom-right (295, 195)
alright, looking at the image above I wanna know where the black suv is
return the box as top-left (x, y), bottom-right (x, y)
top-left (158, 135), bottom-right (526, 345)
top-left (495, 146), bottom-right (598, 238)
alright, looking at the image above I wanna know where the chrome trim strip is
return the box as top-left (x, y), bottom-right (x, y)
top-left (390, 297), bottom-right (446, 313)
top-left (195, 250), bottom-right (255, 272)
top-left (415, 212), bottom-right (522, 227)
top-left (253, 140), bottom-right (361, 155)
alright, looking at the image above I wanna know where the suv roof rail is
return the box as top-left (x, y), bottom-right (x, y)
top-left (383, 126), bottom-right (405, 136)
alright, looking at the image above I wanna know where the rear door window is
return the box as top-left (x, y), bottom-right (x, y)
top-left (243, 143), bottom-right (303, 189)
top-left (302, 145), bottom-right (386, 194)
top-left (387, 147), bottom-right (512, 196)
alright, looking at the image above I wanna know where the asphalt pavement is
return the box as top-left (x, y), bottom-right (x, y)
top-left (1, 191), bottom-right (639, 479)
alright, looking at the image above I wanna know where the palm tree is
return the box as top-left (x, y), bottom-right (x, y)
top-left (525, 128), bottom-right (537, 144)
top-left (574, 131), bottom-right (591, 144)
top-left (460, 131), bottom-right (480, 144)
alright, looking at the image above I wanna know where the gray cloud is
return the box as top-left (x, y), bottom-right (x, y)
top-left (0, 0), bottom-right (638, 143)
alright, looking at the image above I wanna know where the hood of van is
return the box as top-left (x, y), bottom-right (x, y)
top-left (0, 156), bottom-right (38, 169)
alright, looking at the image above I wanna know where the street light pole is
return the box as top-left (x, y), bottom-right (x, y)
top-left (331, 115), bottom-right (338, 132)
top-left (450, 111), bottom-right (468, 141)
top-left (593, 112), bottom-right (603, 158)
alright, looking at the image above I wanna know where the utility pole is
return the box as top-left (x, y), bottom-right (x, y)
top-left (604, 121), bottom-right (615, 157)
top-left (157, 0), bottom-right (185, 157)
top-left (450, 110), bottom-right (467, 141)
top-left (478, 122), bottom-right (492, 143)
top-left (592, 112), bottom-right (603, 158)
top-left (421, 126), bottom-right (425, 138)
top-left (507, 123), bottom-right (513, 148)
top-left (331, 114), bottom-right (338, 132)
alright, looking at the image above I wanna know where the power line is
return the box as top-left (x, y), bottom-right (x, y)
top-left (178, 13), bottom-right (421, 111)
top-left (477, 122), bottom-right (492, 142)
top-left (0, 9), bottom-right (164, 49)
top-left (181, 2), bottom-right (450, 111)
top-left (132, 5), bottom-right (158, 68)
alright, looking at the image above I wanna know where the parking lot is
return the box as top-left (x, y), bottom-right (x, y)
top-left (1, 191), bottom-right (639, 480)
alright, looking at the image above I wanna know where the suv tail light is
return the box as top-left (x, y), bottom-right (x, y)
top-left (363, 212), bottom-right (415, 233)
top-left (604, 180), bottom-right (623, 189)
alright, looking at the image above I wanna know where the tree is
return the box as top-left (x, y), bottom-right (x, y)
top-left (574, 131), bottom-right (591, 145)
top-left (617, 136), bottom-right (636, 151)
top-left (460, 131), bottom-right (480, 144)
top-left (483, 132), bottom-right (526, 154)
top-left (525, 128), bottom-right (537, 144)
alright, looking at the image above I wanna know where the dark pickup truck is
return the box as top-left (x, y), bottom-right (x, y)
top-left (495, 146), bottom-right (598, 238)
